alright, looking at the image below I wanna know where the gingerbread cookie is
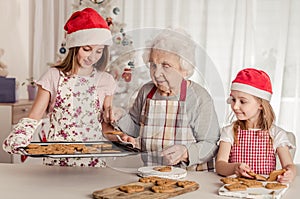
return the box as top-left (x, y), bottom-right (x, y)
top-left (242, 180), bottom-right (263, 188)
top-left (104, 131), bottom-right (123, 135)
top-left (220, 177), bottom-right (239, 184)
top-left (247, 171), bottom-right (267, 181)
top-left (265, 182), bottom-right (287, 190)
top-left (177, 180), bottom-right (197, 188)
top-left (153, 166), bottom-right (172, 172)
top-left (267, 169), bottom-right (286, 181)
top-left (224, 183), bottom-right (247, 191)
top-left (25, 148), bottom-right (44, 155)
top-left (151, 185), bottom-right (175, 193)
top-left (156, 179), bottom-right (177, 186)
top-left (254, 174), bottom-right (267, 181)
top-left (119, 185), bottom-right (144, 193)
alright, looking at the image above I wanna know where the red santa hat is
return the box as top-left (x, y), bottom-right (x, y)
top-left (230, 68), bottom-right (273, 101)
top-left (64, 8), bottom-right (112, 48)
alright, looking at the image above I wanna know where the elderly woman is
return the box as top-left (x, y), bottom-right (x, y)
top-left (105, 28), bottom-right (220, 171)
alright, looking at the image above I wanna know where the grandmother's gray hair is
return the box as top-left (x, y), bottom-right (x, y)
top-left (143, 28), bottom-right (196, 78)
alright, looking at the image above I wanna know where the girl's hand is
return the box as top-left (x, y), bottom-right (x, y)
top-left (234, 163), bottom-right (253, 178)
top-left (277, 168), bottom-right (295, 183)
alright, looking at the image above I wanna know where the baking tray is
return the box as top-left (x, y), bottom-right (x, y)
top-left (218, 181), bottom-right (289, 199)
top-left (19, 141), bottom-right (138, 158)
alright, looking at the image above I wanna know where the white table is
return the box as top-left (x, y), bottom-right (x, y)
top-left (0, 163), bottom-right (299, 199)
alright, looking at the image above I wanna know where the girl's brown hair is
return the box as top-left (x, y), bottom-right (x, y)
top-left (53, 46), bottom-right (109, 76)
top-left (232, 97), bottom-right (275, 144)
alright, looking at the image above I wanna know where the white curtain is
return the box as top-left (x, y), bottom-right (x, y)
top-left (29, 0), bottom-right (73, 79)
top-left (120, 0), bottom-right (300, 162)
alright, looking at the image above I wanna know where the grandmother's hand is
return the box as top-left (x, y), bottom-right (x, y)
top-left (161, 145), bottom-right (188, 165)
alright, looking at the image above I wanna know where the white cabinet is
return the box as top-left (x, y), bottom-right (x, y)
top-left (0, 99), bottom-right (38, 163)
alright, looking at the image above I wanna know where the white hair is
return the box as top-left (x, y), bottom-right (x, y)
top-left (143, 28), bottom-right (196, 78)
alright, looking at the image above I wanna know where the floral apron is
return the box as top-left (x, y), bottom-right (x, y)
top-left (43, 69), bottom-right (106, 167)
top-left (139, 80), bottom-right (214, 171)
top-left (229, 128), bottom-right (276, 175)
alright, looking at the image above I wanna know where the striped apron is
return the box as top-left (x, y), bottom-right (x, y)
top-left (139, 80), bottom-right (214, 171)
top-left (229, 128), bottom-right (276, 175)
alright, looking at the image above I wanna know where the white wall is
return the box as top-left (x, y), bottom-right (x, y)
top-left (0, 0), bottom-right (30, 99)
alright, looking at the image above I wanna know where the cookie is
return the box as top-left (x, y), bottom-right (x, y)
top-left (139, 176), bottom-right (162, 183)
top-left (177, 180), bottom-right (198, 188)
top-left (68, 144), bottom-right (86, 151)
top-left (153, 166), bottom-right (172, 172)
top-left (254, 174), bottom-right (267, 181)
top-left (104, 131), bottom-right (123, 135)
top-left (246, 171), bottom-right (267, 181)
top-left (265, 182), bottom-right (287, 190)
top-left (156, 179), bottom-right (177, 186)
top-left (25, 148), bottom-right (44, 155)
top-left (224, 183), bottom-right (247, 191)
top-left (151, 185), bottom-right (175, 193)
top-left (242, 180), bottom-right (263, 188)
top-left (220, 177), bottom-right (239, 184)
top-left (267, 169), bottom-right (286, 181)
top-left (119, 185), bottom-right (144, 193)
top-left (237, 177), bottom-right (253, 183)
top-left (82, 146), bottom-right (99, 153)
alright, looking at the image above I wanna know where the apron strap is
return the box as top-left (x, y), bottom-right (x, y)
top-left (147, 80), bottom-right (188, 101)
top-left (179, 80), bottom-right (187, 101)
top-left (147, 85), bottom-right (157, 99)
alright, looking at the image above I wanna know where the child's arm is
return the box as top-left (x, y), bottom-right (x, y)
top-left (3, 86), bottom-right (50, 153)
top-left (28, 85), bottom-right (51, 119)
top-left (277, 145), bottom-right (296, 183)
top-left (216, 141), bottom-right (252, 177)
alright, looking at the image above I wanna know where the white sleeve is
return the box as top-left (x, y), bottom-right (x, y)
top-left (218, 124), bottom-right (234, 145)
top-left (271, 126), bottom-right (296, 150)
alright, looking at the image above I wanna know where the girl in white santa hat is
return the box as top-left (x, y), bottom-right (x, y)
top-left (3, 8), bottom-right (116, 167)
top-left (216, 68), bottom-right (296, 182)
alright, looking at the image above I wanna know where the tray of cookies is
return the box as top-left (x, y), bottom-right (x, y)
top-left (92, 176), bottom-right (199, 199)
top-left (218, 169), bottom-right (289, 199)
top-left (19, 141), bottom-right (138, 158)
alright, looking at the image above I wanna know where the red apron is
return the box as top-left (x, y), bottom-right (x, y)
top-left (229, 128), bottom-right (276, 175)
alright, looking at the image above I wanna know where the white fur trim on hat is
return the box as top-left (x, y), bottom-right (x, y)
top-left (66, 28), bottom-right (112, 48)
top-left (231, 82), bottom-right (272, 101)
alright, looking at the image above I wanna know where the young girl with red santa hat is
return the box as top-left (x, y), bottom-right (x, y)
top-left (3, 8), bottom-right (116, 167)
top-left (216, 68), bottom-right (296, 183)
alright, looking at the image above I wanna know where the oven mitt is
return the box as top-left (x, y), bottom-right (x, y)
top-left (2, 118), bottom-right (41, 154)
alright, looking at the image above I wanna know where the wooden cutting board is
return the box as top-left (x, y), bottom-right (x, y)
top-left (93, 181), bottom-right (199, 199)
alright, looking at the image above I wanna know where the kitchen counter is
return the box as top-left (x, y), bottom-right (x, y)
top-left (0, 163), bottom-right (299, 199)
